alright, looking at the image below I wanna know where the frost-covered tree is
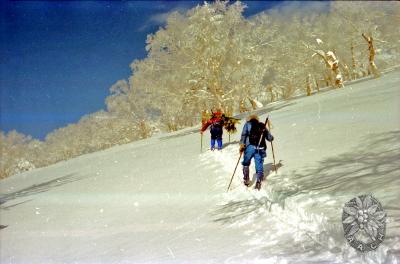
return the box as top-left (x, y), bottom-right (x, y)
top-left (2, 0), bottom-right (399, 179)
top-left (0, 131), bottom-right (40, 178)
top-left (120, 1), bottom-right (399, 129)
top-left (329, 2), bottom-right (400, 78)
top-left (130, 1), bottom-right (275, 130)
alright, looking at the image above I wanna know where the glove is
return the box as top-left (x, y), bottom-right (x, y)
top-left (239, 144), bottom-right (246, 153)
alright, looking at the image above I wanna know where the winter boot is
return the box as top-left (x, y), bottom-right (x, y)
top-left (258, 172), bottom-right (265, 182)
top-left (243, 166), bottom-right (250, 186)
top-left (255, 180), bottom-right (262, 190)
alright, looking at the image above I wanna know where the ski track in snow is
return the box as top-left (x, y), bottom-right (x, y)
top-left (198, 71), bottom-right (400, 263)
top-left (202, 141), bottom-right (398, 263)
top-left (201, 146), bottom-right (339, 262)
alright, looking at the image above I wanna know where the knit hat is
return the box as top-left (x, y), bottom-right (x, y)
top-left (247, 114), bottom-right (259, 121)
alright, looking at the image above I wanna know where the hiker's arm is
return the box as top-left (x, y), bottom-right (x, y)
top-left (200, 121), bottom-right (211, 132)
top-left (240, 123), bottom-right (248, 145)
top-left (264, 128), bottom-right (274, 142)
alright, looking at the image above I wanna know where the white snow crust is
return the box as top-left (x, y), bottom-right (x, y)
top-left (1, 71), bottom-right (399, 263)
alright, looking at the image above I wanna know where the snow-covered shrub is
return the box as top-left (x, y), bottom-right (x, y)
top-left (13, 159), bottom-right (36, 174)
top-left (0, 131), bottom-right (39, 179)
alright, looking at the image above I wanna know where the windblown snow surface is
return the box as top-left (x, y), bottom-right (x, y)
top-left (1, 71), bottom-right (400, 264)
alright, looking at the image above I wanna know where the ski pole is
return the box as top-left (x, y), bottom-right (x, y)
top-left (267, 119), bottom-right (277, 174)
top-left (227, 152), bottom-right (242, 192)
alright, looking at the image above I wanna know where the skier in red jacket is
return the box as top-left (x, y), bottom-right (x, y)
top-left (200, 111), bottom-right (224, 151)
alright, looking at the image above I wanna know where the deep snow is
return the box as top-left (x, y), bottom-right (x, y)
top-left (1, 70), bottom-right (400, 263)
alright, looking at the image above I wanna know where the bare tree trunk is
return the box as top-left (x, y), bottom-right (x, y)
top-left (239, 99), bottom-right (248, 113)
top-left (315, 77), bottom-right (320, 93)
top-left (248, 97), bottom-right (257, 110)
top-left (314, 50), bottom-right (343, 88)
top-left (306, 74), bottom-right (312, 96)
top-left (362, 33), bottom-right (380, 78)
top-left (343, 64), bottom-right (350, 81)
top-left (351, 42), bottom-right (358, 80)
top-left (331, 62), bottom-right (344, 88)
top-left (267, 85), bottom-right (275, 102)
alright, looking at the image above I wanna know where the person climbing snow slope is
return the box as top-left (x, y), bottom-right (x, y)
top-left (201, 110), bottom-right (224, 151)
top-left (239, 115), bottom-right (274, 190)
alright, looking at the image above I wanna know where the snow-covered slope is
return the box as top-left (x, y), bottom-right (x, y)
top-left (1, 71), bottom-right (400, 263)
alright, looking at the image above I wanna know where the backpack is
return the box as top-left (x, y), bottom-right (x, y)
top-left (210, 118), bottom-right (222, 131)
top-left (248, 120), bottom-right (265, 146)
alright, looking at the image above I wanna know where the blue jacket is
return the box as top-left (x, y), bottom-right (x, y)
top-left (240, 120), bottom-right (274, 148)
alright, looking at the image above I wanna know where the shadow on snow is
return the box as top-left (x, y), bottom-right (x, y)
top-left (0, 173), bottom-right (88, 209)
top-left (211, 130), bottom-right (400, 225)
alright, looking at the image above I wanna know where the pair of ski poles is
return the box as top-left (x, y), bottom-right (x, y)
top-left (226, 115), bottom-right (277, 192)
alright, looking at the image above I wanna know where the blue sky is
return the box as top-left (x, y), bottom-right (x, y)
top-left (0, 0), bottom-right (289, 140)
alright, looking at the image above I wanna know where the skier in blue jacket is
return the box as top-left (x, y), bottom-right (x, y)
top-left (239, 115), bottom-right (274, 190)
